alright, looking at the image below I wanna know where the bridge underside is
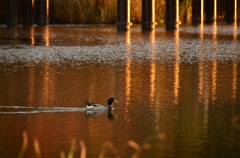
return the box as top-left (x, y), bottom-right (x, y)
top-left (6, 0), bottom-right (238, 31)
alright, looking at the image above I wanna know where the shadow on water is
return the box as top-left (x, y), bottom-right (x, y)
top-left (0, 24), bottom-right (240, 157)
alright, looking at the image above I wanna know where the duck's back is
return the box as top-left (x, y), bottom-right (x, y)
top-left (86, 104), bottom-right (107, 110)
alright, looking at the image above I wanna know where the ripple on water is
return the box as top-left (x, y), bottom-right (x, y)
top-left (0, 40), bottom-right (239, 67)
top-left (0, 25), bottom-right (239, 67)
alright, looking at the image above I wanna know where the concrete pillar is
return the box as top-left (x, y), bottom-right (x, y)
top-left (36, 0), bottom-right (49, 25)
top-left (165, 0), bottom-right (179, 30)
top-left (117, 0), bottom-right (131, 31)
top-left (6, 0), bottom-right (18, 26)
top-left (205, 0), bottom-right (216, 23)
top-left (23, 0), bottom-right (34, 25)
top-left (192, 0), bottom-right (203, 25)
top-left (226, 0), bottom-right (237, 23)
top-left (142, 0), bottom-right (156, 31)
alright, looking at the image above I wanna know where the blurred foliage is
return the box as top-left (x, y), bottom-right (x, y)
top-left (0, 0), bottom-right (239, 24)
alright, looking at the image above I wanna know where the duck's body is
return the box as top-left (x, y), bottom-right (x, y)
top-left (85, 98), bottom-right (117, 111)
top-left (86, 103), bottom-right (109, 110)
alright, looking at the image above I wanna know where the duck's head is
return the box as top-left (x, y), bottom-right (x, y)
top-left (108, 98), bottom-right (117, 106)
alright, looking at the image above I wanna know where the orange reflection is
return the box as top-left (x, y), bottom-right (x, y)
top-left (232, 63), bottom-right (237, 101)
top-left (30, 26), bottom-right (35, 45)
top-left (232, 22), bottom-right (237, 101)
top-left (126, 60), bottom-right (131, 105)
top-left (211, 22), bottom-right (217, 102)
top-left (212, 21), bottom-right (217, 40)
top-left (198, 60), bottom-right (210, 133)
top-left (150, 30), bottom-right (156, 103)
top-left (198, 24), bottom-right (204, 102)
top-left (233, 21), bottom-right (237, 40)
top-left (43, 26), bottom-right (49, 46)
top-left (174, 30), bottom-right (180, 104)
top-left (199, 23), bottom-right (204, 39)
top-left (211, 61), bottom-right (217, 102)
top-left (198, 24), bottom-right (210, 133)
top-left (198, 61), bottom-right (204, 102)
top-left (125, 30), bottom-right (131, 120)
top-left (149, 30), bottom-right (161, 131)
top-left (41, 64), bottom-right (55, 106)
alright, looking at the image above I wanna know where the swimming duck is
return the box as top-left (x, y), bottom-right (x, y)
top-left (85, 98), bottom-right (117, 111)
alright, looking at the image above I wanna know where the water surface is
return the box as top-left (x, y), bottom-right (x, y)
top-left (0, 24), bottom-right (240, 158)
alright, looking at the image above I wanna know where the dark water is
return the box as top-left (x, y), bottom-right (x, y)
top-left (0, 23), bottom-right (240, 158)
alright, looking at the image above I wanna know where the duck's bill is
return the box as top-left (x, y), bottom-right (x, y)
top-left (114, 99), bottom-right (118, 103)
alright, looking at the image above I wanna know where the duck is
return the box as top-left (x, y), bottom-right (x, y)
top-left (85, 98), bottom-right (117, 111)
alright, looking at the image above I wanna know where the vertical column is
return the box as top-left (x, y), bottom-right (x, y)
top-left (142, 0), bottom-right (156, 31)
top-left (23, 0), bottom-right (34, 25)
top-left (117, 0), bottom-right (131, 31)
top-left (226, 0), bottom-right (237, 23)
top-left (192, 0), bottom-right (203, 25)
top-left (36, 0), bottom-right (49, 25)
top-left (205, 0), bottom-right (216, 23)
top-left (165, 0), bottom-right (179, 30)
top-left (6, 0), bottom-right (18, 26)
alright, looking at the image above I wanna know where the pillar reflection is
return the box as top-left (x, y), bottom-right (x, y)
top-left (233, 22), bottom-right (237, 40)
top-left (43, 26), bottom-right (49, 46)
top-left (198, 24), bottom-right (210, 134)
top-left (125, 30), bottom-right (131, 120)
top-left (211, 22), bottom-right (217, 102)
top-left (29, 26), bottom-right (35, 45)
top-left (41, 64), bottom-right (55, 106)
top-left (149, 30), bottom-right (161, 131)
top-left (198, 24), bottom-right (204, 102)
top-left (232, 63), bottom-right (237, 101)
top-left (198, 23), bottom-right (210, 105)
top-left (150, 30), bottom-right (156, 103)
top-left (174, 30), bottom-right (180, 104)
top-left (231, 22), bottom-right (237, 101)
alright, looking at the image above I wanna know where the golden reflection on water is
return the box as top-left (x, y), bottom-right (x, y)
top-left (174, 29), bottom-right (180, 104)
top-left (150, 30), bottom-right (156, 103)
top-left (30, 27), bottom-right (35, 45)
top-left (27, 26), bottom-right (50, 46)
top-left (43, 26), bottom-right (50, 46)
top-left (211, 61), bottom-right (217, 102)
top-left (233, 22), bottom-right (237, 40)
top-left (232, 22), bottom-right (238, 101)
top-left (211, 22), bottom-right (217, 102)
top-left (125, 30), bottom-right (131, 119)
top-left (198, 24), bottom-right (205, 103)
top-left (232, 63), bottom-right (237, 101)
top-left (41, 64), bottom-right (55, 106)
top-left (149, 30), bottom-right (162, 131)
top-left (198, 23), bottom-right (210, 133)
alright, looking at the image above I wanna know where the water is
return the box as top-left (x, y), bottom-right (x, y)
top-left (0, 23), bottom-right (240, 158)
